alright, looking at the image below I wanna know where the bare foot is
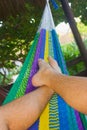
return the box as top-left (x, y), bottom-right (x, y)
top-left (48, 57), bottom-right (62, 73)
top-left (32, 57), bottom-right (62, 88)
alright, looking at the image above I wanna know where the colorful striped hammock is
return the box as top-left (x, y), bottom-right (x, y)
top-left (3, 1), bottom-right (87, 130)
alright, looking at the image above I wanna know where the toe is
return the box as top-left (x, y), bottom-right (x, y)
top-left (48, 56), bottom-right (62, 73)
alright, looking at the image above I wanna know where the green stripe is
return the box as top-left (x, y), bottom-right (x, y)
top-left (3, 33), bottom-right (39, 104)
top-left (80, 113), bottom-right (87, 130)
top-left (15, 33), bottom-right (40, 99)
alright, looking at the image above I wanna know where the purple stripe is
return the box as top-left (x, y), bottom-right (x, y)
top-left (27, 29), bottom-right (46, 130)
top-left (75, 110), bottom-right (84, 130)
top-left (25, 29), bottom-right (44, 93)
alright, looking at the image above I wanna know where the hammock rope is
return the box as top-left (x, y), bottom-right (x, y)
top-left (3, 1), bottom-right (87, 130)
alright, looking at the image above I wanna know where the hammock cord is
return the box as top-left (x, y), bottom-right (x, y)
top-left (3, 0), bottom-right (87, 129)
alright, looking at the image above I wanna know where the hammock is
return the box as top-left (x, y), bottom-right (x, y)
top-left (2, 0), bottom-right (87, 129)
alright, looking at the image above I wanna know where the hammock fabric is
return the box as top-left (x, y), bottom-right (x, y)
top-left (3, 1), bottom-right (87, 130)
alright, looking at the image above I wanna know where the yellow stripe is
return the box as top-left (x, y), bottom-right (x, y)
top-left (39, 31), bottom-right (49, 130)
top-left (45, 31), bottom-right (49, 61)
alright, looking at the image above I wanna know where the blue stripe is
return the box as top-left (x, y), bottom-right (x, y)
top-left (39, 29), bottom-right (46, 59)
top-left (52, 30), bottom-right (68, 74)
top-left (52, 30), bottom-right (70, 130)
top-left (58, 96), bottom-right (70, 130)
top-left (52, 29), bottom-right (80, 129)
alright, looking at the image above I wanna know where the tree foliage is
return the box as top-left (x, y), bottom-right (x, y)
top-left (70, 0), bottom-right (87, 25)
top-left (0, 0), bottom-right (87, 85)
top-left (51, 0), bottom-right (87, 25)
top-left (0, 3), bottom-right (42, 85)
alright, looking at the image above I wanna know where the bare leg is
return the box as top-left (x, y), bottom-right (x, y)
top-left (32, 57), bottom-right (87, 114)
top-left (0, 87), bottom-right (53, 130)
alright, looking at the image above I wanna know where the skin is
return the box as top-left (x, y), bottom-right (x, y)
top-left (0, 86), bottom-right (53, 130)
top-left (0, 57), bottom-right (87, 130)
top-left (0, 57), bottom-right (56, 130)
top-left (32, 57), bottom-right (87, 114)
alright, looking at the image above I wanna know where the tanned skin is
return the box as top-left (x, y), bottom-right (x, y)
top-left (0, 58), bottom-right (55, 130)
top-left (0, 57), bottom-right (87, 130)
top-left (32, 57), bottom-right (87, 114)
